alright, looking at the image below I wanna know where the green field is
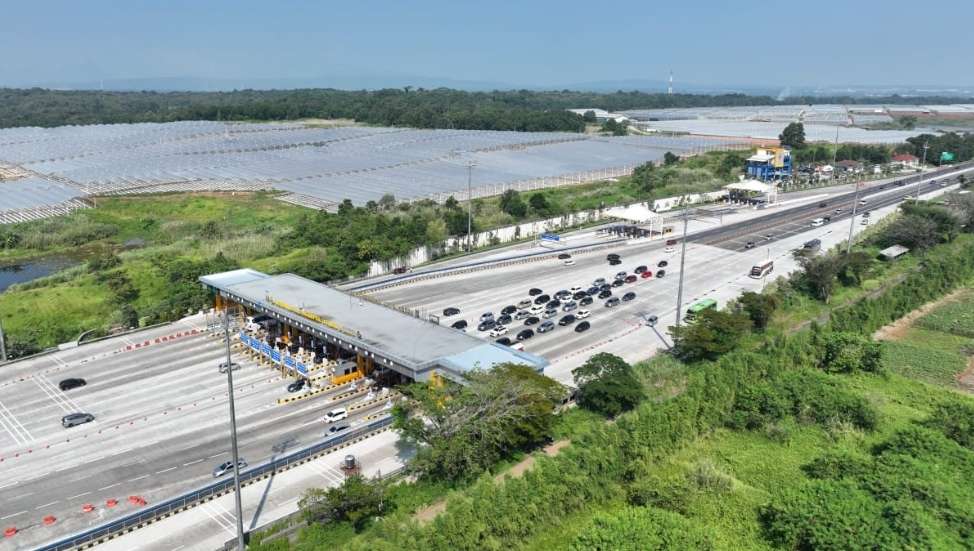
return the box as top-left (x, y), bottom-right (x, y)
top-left (916, 289), bottom-right (974, 338)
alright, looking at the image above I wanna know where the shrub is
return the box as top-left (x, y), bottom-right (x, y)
top-left (569, 506), bottom-right (713, 551)
top-left (819, 332), bottom-right (884, 374)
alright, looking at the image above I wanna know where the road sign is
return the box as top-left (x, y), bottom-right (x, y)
top-left (270, 350), bottom-right (281, 363)
top-left (941, 151), bottom-right (955, 162)
top-left (540, 232), bottom-right (560, 242)
top-left (296, 362), bottom-right (308, 375)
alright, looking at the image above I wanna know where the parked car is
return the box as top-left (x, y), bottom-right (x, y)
top-left (324, 408), bottom-right (348, 423)
top-left (557, 253), bottom-right (572, 259)
top-left (534, 294), bottom-right (550, 305)
top-left (501, 305), bottom-right (517, 315)
top-left (624, 275), bottom-right (637, 283)
top-left (592, 278), bottom-right (606, 287)
top-left (579, 296), bottom-right (594, 306)
top-left (61, 412), bottom-right (95, 428)
top-left (213, 458), bottom-right (248, 478)
top-left (657, 260), bottom-right (668, 268)
top-left (477, 320), bottom-right (497, 332)
top-left (598, 289), bottom-right (613, 299)
top-left (575, 321), bottom-right (591, 333)
top-left (586, 286), bottom-right (600, 296)
top-left (599, 283), bottom-right (612, 292)
top-left (605, 297), bottom-right (621, 308)
top-left (286, 379), bottom-right (306, 393)
top-left (569, 286), bottom-right (583, 294)
top-left (546, 299), bottom-right (562, 309)
top-left (59, 378), bottom-right (87, 391)
top-left (555, 290), bottom-right (571, 300)
top-left (543, 308), bottom-right (559, 319)
top-left (640, 270), bottom-right (653, 279)
top-left (392, 266), bottom-right (409, 274)
top-left (442, 307), bottom-right (460, 317)
top-left (573, 291), bottom-right (587, 300)
top-left (517, 299), bottom-right (533, 309)
top-left (529, 304), bottom-right (545, 315)
top-left (529, 288), bottom-right (543, 296)
top-left (524, 316), bottom-right (540, 326)
top-left (823, 215), bottom-right (832, 223)
top-left (615, 271), bottom-right (627, 280)
top-left (745, 241), bottom-right (755, 249)
top-left (563, 301), bottom-right (578, 312)
top-left (558, 314), bottom-right (576, 326)
top-left (516, 329), bottom-right (535, 341)
top-left (606, 253), bottom-right (620, 261)
top-left (451, 320), bottom-right (468, 330)
top-left (656, 270), bottom-right (666, 278)
top-left (611, 279), bottom-right (624, 288)
top-left (576, 309), bottom-right (591, 319)
top-left (634, 265), bottom-right (648, 274)
top-left (495, 337), bottom-right (513, 346)
top-left (622, 292), bottom-right (636, 302)
top-left (489, 325), bottom-right (508, 337)
top-left (538, 321), bottom-right (555, 333)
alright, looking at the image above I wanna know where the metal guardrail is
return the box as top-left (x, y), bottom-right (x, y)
top-left (35, 415), bottom-right (395, 551)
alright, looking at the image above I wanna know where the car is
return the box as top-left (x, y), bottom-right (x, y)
top-left (657, 260), bottom-right (668, 268)
top-left (622, 292), bottom-right (636, 302)
top-left (818, 202), bottom-right (828, 208)
top-left (615, 271), bottom-right (628, 280)
top-left (497, 314), bottom-right (512, 326)
top-left (534, 294), bottom-right (550, 305)
top-left (609, 258), bottom-right (622, 266)
top-left (823, 215), bottom-right (832, 223)
top-left (563, 259), bottom-right (576, 266)
top-left (557, 253), bottom-right (572, 260)
top-left (563, 301), bottom-right (578, 312)
top-left (598, 289), bottom-right (613, 299)
top-left (745, 241), bottom-right (755, 249)
top-left (573, 291), bottom-right (587, 300)
top-left (634, 265), bottom-right (648, 274)
top-left (605, 297), bottom-right (621, 308)
top-left (586, 286), bottom-right (600, 296)
top-left (599, 283), bottom-right (612, 292)
top-left (606, 253), bottom-right (620, 261)
top-left (501, 305), bottom-right (517, 315)
top-left (546, 299), bottom-right (562, 309)
top-left (764, 234), bottom-right (774, 241)
top-left (328, 424), bottom-right (351, 435)
top-left (451, 320), bottom-right (468, 330)
top-left (543, 308), bottom-right (559, 319)
top-left (392, 266), bottom-right (409, 274)
top-left (834, 208), bottom-right (843, 214)
top-left (576, 309), bottom-right (591, 319)
top-left (592, 278), bottom-right (606, 287)
top-left (580, 296), bottom-right (594, 306)
top-left (575, 321), bottom-right (591, 333)
top-left (479, 312), bottom-right (494, 322)
top-left (646, 315), bottom-right (659, 327)
top-left (324, 408), bottom-right (348, 423)
top-left (524, 316), bottom-right (540, 326)
top-left (516, 329), bottom-right (535, 341)
top-left (641, 270), bottom-right (653, 279)
top-left (477, 320), bottom-right (497, 331)
top-left (529, 304), bottom-right (545, 315)
top-left (286, 379), bottom-right (306, 393)
top-left (859, 199), bottom-right (867, 205)
top-left (61, 412), bottom-right (95, 428)
top-left (495, 337), bottom-right (513, 346)
top-left (611, 279), bottom-right (624, 288)
top-left (58, 378), bottom-right (87, 391)
top-left (558, 314), bottom-right (576, 326)
top-left (656, 270), bottom-right (666, 278)
top-left (489, 325), bottom-right (508, 337)
top-left (442, 307), bottom-right (460, 317)
top-left (862, 210), bottom-right (871, 218)
top-left (570, 286), bottom-right (583, 294)
top-left (517, 299), bottom-right (533, 309)
top-left (624, 275), bottom-right (637, 283)
top-left (861, 218), bottom-right (870, 225)
top-left (515, 310), bottom-right (532, 320)
top-left (529, 288), bottom-right (543, 296)
top-left (538, 321), bottom-right (555, 333)
top-left (213, 458), bottom-right (248, 478)
top-left (554, 290), bottom-right (571, 300)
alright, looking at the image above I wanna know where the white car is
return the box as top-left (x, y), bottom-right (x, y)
top-left (324, 408), bottom-right (348, 423)
top-left (529, 304), bottom-right (545, 315)
top-left (569, 286), bottom-right (583, 294)
top-left (576, 309), bottom-right (591, 319)
top-left (563, 259), bottom-right (575, 266)
top-left (489, 325), bottom-right (508, 337)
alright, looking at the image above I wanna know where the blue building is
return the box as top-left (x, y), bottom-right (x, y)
top-left (746, 146), bottom-right (792, 181)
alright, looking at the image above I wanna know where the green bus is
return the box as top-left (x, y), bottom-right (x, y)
top-left (684, 298), bottom-right (717, 322)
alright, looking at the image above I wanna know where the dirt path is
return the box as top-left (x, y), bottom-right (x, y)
top-left (873, 287), bottom-right (968, 341)
top-left (956, 357), bottom-right (974, 392)
top-left (413, 439), bottom-right (571, 525)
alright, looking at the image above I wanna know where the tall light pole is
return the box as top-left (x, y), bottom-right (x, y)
top-left (674, 199), bottom-right (690, 328)
top-left (915, 142), bottom-right (929, 200)
top-left (220, 311), bottom-right (246, 551)
top-left (466, 161), bottom-right (475, 252)
top-left (0, 318), bottom-right (7, 363)
top-left (845, 179), bottom-right (863, 255)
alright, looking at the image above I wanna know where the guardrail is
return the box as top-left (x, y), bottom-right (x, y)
top-left (35, 415), bottom-right (395, 551)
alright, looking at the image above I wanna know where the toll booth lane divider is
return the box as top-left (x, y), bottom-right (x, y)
top-left (33, 416), bottom-right (396, 551)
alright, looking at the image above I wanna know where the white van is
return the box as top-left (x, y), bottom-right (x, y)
top-left (811, 218), bottom-right (825, 227)
top-left (324, 408), bottom-right (348, 423)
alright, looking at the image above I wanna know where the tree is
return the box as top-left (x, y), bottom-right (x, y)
top-left (528, 192), bottom-right (551, 215)
top-left (299, 474), bottom-right (387, 531)
top-left (377, 193), bottom-right (396, 211)
top-left (393, 363), bottom-right (564, 482)
top-left (582, 110), bottom-right (597, 123)
top-left (498, 189), bottom-right (527, 218)
top-left (819, 332), bottom-right (883, 374)
top-left (631, 161), bottom-right (659, 193)
top-left (444, 195), bottom-right (460, 210)
top-left (779, 122), bottom-right (806, 149)
top-left (424, 218), bottom-right (448, 244)
top-left (663, 151), bottom-right (680, 166)
top-left (838, 251), bottom-right (874, 286)
top-left (951, 192), bottom-right (974, 230)
top-left (572, 353), bottom-right (645, 417)
top-left (671, 309), bottom-right (752, 362)
top-left (797, 254), bottom-right (843, 303)
top-left (601, 118), bottom-right (628, 136)
top-left (736, 291), bottom-right (778, 330)
top-left (879, 215), bottom-right (941, 251)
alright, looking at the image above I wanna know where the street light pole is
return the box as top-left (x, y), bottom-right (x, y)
top-left (221, 311), bottom-right (246, 551)
top-left (674, 201), bottom-right (690, 328)
top-left (0, 318), bottom-right (7, 363)
top-left (466, 162), bottom-right (474, 252)
top-left (915, 142), bottom-right (929, 200)
top-left (845, 179), bottom-right (863, 255)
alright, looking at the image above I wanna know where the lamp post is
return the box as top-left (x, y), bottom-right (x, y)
top-left (915, 142), bottom-right (929, 200)
top-left (674, 199), bottom-right (690, 328)
top-left (220, 311), bottom-right (246, 550)
top-left (466, 162), bottom-right (475, 252)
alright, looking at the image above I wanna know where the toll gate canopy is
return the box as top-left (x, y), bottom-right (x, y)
top-left (200, 269), bottom-right (548, 384)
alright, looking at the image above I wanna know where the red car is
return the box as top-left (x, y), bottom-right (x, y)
top-left (624, 275), bottom-right (638, 283)
top-left (640, 270), bottom-right (653, 279)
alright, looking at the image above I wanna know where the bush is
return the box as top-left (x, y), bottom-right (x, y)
top-left (569, 506), bottom-right (713, 551)
top-left (819, 332), bottom-right (883, 374)
top-left (925, 401), bottom-right (974, 451)
top-left (572, 353), bottom-right (645, 417)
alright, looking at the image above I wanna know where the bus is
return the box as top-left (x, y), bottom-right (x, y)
top-left (684, 298), bottom-right (717, 322)
top-left (749, 260), bottom-right (774, 279)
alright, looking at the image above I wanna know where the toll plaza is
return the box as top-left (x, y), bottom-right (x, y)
top-left (200, 269), bottom-right (548, 387)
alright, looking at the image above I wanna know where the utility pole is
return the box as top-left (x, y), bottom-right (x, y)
top-left (466, 162), bottom-right (475, 252)
top-left (220, 312), bottom-right (246, 551)
top-left (830, 126), bottom-right (839, 185)
top-left (0, 318), bottom-right (7, 362)
top-left (674, 200), bottom-right (690, 328)
top-left (915, 142), bottom-right (929, 200)
top-left (845, 179), bottom-right (863, 255)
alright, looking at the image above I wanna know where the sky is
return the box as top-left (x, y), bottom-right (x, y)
top-left (1, 0), bottom-right (972, 91)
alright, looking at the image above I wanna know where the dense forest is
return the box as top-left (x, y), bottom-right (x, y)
top-left (2, 87), bottom-right (973, 131)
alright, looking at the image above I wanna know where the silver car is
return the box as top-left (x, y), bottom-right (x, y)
top-left (543, 308), bottom-right (559, 319)
top-left (537, 320), bottom-right (555, 333)
top-left (61, 412), bottom-right (95, 428)
top-left (562, 301), bottom-right (578, 312)
top-left (213, 458), bottom-right (248, 478)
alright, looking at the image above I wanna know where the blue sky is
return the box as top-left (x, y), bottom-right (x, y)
top-left (1, 0), bottom-right (971, 90)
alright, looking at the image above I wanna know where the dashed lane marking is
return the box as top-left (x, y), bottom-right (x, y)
top-left (0, 511), bottom-right (26, 520)
top-left (98, 482), bottom-right (121, 491)
top-left (35, 500), bottom-right (59, 510)
top-left (183, 458), bottom-right (204, 466)
top-left (128, 474), bottom-right (150, 482)
top-left (67, 491), bottom-right (91, 500)
top-left (156, 466), bottom-right (177, 474)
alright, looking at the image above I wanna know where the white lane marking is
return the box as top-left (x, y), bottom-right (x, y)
top-left (0, 511), bottom-right (26, 520)
top-left (208, 452), bottom-right (226, 459)
top-left (128, 474), bottom-right (150, 482)
top-left (199, 503), bottom-right (235, 536)
top-left (183, 458), bottom-right (204, 466)
top-left (171, 546), bottom-right (185, 551)
top-left (98, 482), bottom-right (121, 491)
top-left (0, 480), bottom-right (18, 490)
top-left (32, 375), bottom-right (73, 413)
top-left (156, 466), bottom-right (177, 474)
top-left (10, 492), bottom-right (32, 500)
top-left (0, 399), bottom-right (32, 444)
top-left (67, 491), bottom-right (91, 500)
top-left (35, 501), bottom-right (59, 509)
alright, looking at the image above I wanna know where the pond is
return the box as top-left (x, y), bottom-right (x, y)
top-left (0, 255), bottom-right (80, 293)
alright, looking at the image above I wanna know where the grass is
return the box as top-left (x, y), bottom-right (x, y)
top-left (0, 274), bottom-right (115, 346)
top-left (916, 288), bottom-right (974, 337)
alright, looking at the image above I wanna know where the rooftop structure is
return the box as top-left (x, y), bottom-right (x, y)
top-left (200, 269), bottom-right (547, 384)
top-left (746, 146), bottom-right (792, 181)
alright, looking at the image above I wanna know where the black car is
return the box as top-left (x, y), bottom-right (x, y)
top-left (622, 292), bottom-right (636, 302)
top-left (606, 253), bottom-right (620, 261)
top-left (524, 316), bottom-right (540, 326)
top-left (646, 315), bottom-right (659, 327)
top-left (495, 337), bottom-right (513, 346)
top-left (611, 279), bottom-right (624, 288)
top-left (287, 379), bottom-right (306, 393)
top-left (586, 286), bottom-right (600, 296)
top-left (657, 260), bottom-right (668, 268)
top-left (554, 290), bottom-right (571, 300)
top-left (599, 283), bottom-right (611, 292)
top-left (501, 305), bottom-right (517, 315)
top-left (605, 297), bottom-right (621, 308)
top-left (547, 299), bottom-right (561, 309)
top-left (497, 314), bottom-right (513, 326)
top-left (558, 314), bottom-right (576, 326)
top-left (624, 275), bottom-right (637, 283)
top-left (575, 321), bottom-right (591, 333)
top-left (634, 265), bottom-right (648, 274)
top-left (557, 253), bottom-right (572, 260)
top-left (534, 294), bottom-right (550, 305)
top-left (598, 289), bottom-right (613, 299)
top-left (573, 291), bottom-right (587, 300)
top-left (59, 378), bottom-right (87, 391)
top-left (744, 241), bottom-right (755, 249)
top-left (329, 424), bottom-right (351, 434)
top-left (818, 202), bottom-right (828, 208)
top-left (580, 296), bottom-right (594, 306)
top-left (477, 320), bottom-right (497, 332)
top-left (529, 288), bottom-right (543, 296)
top-left (656, 269), bottom-right (666, 278)
top-left (442, 307), bottom-right (460, 317)
top-left (516, 329), bottom-right (535, 341)
top-left (823, 215), bottom-right (832, 222)
top-left (392, 266), bottom-right (409, 274)
top-left (451, 320), bottom-right (468, 330)
top-left (609, 258), bottom-right (622, 266)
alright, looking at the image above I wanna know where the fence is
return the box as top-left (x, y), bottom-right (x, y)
top-left (35, 416), bottom-right (394, 551)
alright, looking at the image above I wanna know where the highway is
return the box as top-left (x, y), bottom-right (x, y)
top-left (0, 319), bottom-right (391, 550)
